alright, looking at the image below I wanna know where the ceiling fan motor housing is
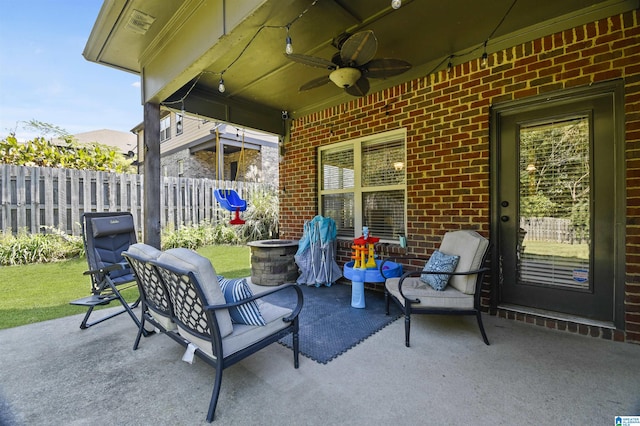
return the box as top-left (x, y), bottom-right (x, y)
top-left (329, 67), bottom-right (362, 88)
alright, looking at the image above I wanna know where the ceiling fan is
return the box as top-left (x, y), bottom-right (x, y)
top-left (286, 30), bottom-right (412, 97)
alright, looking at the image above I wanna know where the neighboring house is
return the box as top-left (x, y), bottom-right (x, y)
top-left (52, 129), bottom-right (137, 156)
top-left (131, 110), bottom-right (279, 182)
top-left (71, 129), bottom-right (137, 155)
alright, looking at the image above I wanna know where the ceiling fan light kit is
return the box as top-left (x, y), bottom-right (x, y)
top-left (329, 68), bottom-right (362, 88)
top-left (287, 29), bottom-right (411, 97)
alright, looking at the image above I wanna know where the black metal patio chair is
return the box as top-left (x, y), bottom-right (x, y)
top-left (123, 246), bottom-right (303, 422)
top-left (381, 230), bottom-right (491, 347)
top-left (69, 212), bottom-right (146, 332)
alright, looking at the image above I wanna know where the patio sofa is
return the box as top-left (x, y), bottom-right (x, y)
top-left (123, 244), bottom-right (303, 422)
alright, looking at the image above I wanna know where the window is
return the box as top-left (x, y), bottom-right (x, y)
top-left (176, 113), bottom-right (183, 135)
top-left (160, 116), bottom-right (171, 142)
top-left (318, 129), bottom-right (406, 240)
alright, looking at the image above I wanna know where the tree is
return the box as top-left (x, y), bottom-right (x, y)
top-left (519, 117), bottom-right (590, 218)
top-left (1, 121), bottom-right (135, 173)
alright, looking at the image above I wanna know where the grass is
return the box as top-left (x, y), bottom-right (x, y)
top-left (0, 245), bottom-right (251, 330)
top-left (524, 240), bottom-right (589, 259)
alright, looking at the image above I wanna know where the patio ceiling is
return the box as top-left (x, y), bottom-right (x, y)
top-left (84, 0), bottom-right (633, 134)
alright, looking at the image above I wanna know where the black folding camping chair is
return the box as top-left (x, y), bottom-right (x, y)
top-left (70, 212), bottom-right (145, 331)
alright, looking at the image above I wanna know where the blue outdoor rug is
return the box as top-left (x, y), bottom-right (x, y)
top-left (264, 284), bottom-right (402, 364)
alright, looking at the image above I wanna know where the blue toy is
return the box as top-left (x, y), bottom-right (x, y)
top-left (214, 189), bottom-right (247, 225)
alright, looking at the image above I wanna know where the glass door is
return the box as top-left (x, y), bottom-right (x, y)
top-left (518, 117), bottom-right (591, 292)
top-left (495, 91), bottom-right (617, 322)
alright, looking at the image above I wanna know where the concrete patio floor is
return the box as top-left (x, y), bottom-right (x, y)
top-left (1, 302), bottom-right (639, 425)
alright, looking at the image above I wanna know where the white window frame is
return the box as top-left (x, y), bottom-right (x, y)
top-left (318, 128), bottom-right (407, 241)
top-left (176, 113), bottom-right (183, 135)
top-left (160, 116), bottom-right (171, 142)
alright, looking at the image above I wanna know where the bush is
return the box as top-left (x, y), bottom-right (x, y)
top-left (0, 205), bottom-right (281, 265)
top-left (1, 134), bottom-right (134, 173)
top-left (521, 194), bottom-right (556, 218)
top-left (236, 188), bottom-right (279, 242)
top-left (162, 221), bottom-right (240, 249)
top-left (0, 230), bottom-right (83, 266)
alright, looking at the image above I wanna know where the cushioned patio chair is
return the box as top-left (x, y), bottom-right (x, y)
top-left (123, 247), bottom-right (303, 422)
top-left (69, 212), bottom-right (145, 332)
top-left (121, 243), bottom-right (168, 349)
top-left (381, 230), bottom-right (491, 347)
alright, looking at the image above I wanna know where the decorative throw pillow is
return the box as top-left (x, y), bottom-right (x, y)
top-left (420, 250), bottom-right (460, 291)
top-left (218, 276), bottom-right (266, 326)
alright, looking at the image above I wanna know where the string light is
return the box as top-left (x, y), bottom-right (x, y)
top-left (161, 0), bottom-right (514, 107)
top-left (285, 25), bottom-right (293, 55)
top-left (481, 41), bottom-right (488, 67)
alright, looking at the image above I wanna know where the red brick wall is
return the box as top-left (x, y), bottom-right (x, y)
top-left (280, 10), bottom-right (640, 342)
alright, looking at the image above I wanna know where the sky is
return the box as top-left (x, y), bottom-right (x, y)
top-left (0, 0), bottom-right (142, 141)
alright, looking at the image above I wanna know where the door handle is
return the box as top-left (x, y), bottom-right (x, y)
top-left (501, 215), bottom-right (509, 222)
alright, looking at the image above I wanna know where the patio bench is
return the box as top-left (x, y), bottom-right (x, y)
top-left (123, 244), bottom-right (303, 422)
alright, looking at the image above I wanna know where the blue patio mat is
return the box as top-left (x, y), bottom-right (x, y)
top-left (263, 283), bottom-right (402, 364)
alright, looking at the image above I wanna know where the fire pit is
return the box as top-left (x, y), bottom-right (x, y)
top-left (247, 239), bottom-right (299, 286)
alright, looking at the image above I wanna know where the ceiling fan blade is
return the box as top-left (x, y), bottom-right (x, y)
top-left (340, 30), bottom-right (378, 67)
top-left (286, 53), bottom-right (336, 70)
top-left (299, 75), bottom-right (332, 92)
top-left (345, 76), bottom-right (370, 97)
top-left (365, 58), bottom-right (412, 78)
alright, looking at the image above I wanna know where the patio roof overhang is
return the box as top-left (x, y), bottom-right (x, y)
top-left (83, 0), bottom-right (637, 136)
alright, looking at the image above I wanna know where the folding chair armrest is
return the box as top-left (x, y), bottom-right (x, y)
top-left (83, 262), bottom-right (127, 276)
top-left (205, 283), bottom-right (304, 322)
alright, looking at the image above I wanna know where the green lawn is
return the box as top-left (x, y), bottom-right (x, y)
top-left (0, 245), bottom-right (251, 330)
top-left (524, 240), bottom-right (589, 259)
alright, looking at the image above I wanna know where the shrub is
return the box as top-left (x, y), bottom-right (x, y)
top-left (236, 187), bottom-right (279, 242)
top-left (1, 134), bottom-right (134, 173)
top-left (521, 194), bottom-right (556, 218)
top-left (0, 230), bottom-right (83, 266)
top-left (162, 221), bottom-right (240, 249)
top-left (0, 203), bottom-right (281, 265)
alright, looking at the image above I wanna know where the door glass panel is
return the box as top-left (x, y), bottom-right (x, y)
top-left (518, 116), bottom-right (590, 290)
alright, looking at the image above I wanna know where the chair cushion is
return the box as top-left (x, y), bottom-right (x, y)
top-left (91, 214), bottom-right (135, 238)
top-left (177, 301), bottom-right (292, 359)
top-left (420, 250), bottom-right (460, 291)
top-left (126, 243), bottom-right (162, 261)
top-left (157, 248), bottom-right (233, 338)
top-left (439, 230), bottom-right (489, 294)
top-left (386, 277), bottom-right (474, 310)
top-left (218, 277), bottom-right (266, 326)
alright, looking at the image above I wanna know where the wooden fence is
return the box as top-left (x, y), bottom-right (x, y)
top-left (0, 164), bottom-right (275, 236)
top-left (520, 217), bottom-right (589, 244)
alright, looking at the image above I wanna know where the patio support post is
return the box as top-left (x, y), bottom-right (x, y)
top-left (143, 101), bottom-right (161, 249)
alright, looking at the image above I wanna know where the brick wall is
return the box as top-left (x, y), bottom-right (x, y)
top-left (281, 10), bottom-right (640, 342)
